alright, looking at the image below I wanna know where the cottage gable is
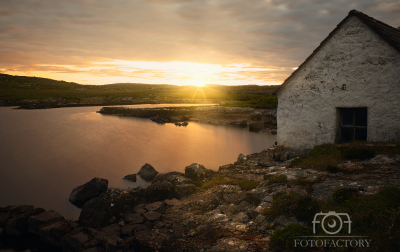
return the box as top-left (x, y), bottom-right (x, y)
top-left (275, 10), bottom-right (400, 150)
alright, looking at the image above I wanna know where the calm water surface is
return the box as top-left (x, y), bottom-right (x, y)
top-left (0, 105), bottom-right (275, 219)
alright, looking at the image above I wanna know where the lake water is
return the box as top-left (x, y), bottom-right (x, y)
top-left (0, 105), bottom-right (276, 220)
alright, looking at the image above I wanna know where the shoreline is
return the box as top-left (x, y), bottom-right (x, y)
top-left (98, 106), bottom-right (278, 133)
top-left (1, 143), bottom-right (399, 251)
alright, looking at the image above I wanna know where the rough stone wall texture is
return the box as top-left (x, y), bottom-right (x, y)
top-left (277, 16), bottom-right (400, 150)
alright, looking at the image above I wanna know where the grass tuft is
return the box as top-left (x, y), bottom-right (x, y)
top-left (265, 174), bottom-right (288, 185)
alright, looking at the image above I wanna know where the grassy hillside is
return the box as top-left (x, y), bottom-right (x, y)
top-left (0, 74), bottom-right (279, 108)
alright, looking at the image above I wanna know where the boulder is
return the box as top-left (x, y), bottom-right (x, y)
top-left (145, 181), bottom-right (175, 202)
top-left (249, 122), bottom-right (262, 132)
top-left (236, 154), bottom-right (247, 164)
top-left (152, 172), bottom-right (193, 185)
top-left (245, 191), bottom-right (264, 206)
top-left (143, 211), bottom-right (162, 221)
top-left (123, 213), bottom-right (144, 224)
top-left (0, 212), bottom-right (11, 228)
top-left (184, 163), bottom-right (215, 181)
top-left (164, 198), bottom-right (181, 207)
top-left (121, 223), bottom-right (148, 236)
top-left (137, 163), bottom-right (158, 181)
top-left (27, 210), bottom-right (65, 235)
top-left (69, 177), bottom-right (109, 208)
top-left (79, 188), bottom-right (145, 228)
top-left (38, 220), bottom-right (71, 247)
top-left (123, 174), bottom-right (137, 182)
top-left (60, 232), bottom-right (90, 252)
top-left (144, 202), bottom-right (164, 213)
top-left (174, 184), bottom-right (196, 199)
top-left (6, 208), bottom-right (45, 236)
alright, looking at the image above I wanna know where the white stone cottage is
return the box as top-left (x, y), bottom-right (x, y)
top-left (274, 10), bottom-right (400, 150)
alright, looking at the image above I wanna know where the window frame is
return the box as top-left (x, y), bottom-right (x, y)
top-left (338, 107), bottom-right (368, 143)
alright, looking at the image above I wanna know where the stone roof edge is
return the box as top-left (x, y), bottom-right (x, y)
top-left (273, 10), bottom-right (400, 96)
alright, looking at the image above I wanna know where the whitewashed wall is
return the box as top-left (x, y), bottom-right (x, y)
top-left (277, 16), bottom-right (400, 150)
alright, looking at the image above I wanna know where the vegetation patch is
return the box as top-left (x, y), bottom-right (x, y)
top-left (289, 142), bottom-right (399, 171)
top-left (338, 146), bottom-right (375, 160)
top-left (265, 187), bottom-right (400, 251)
top-left (269, 223), bottom-right (313, 251)
top-left (265, 174), bottom-right (288, 185)
top-left (289, 176), bottom-right (325, 190)
top-left (331, 188), bottom-right (359, 204)
top-left (263, 193), bottom-right (320, 223)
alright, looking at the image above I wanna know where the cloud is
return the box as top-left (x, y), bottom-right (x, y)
top-left (0, 0), bottom-right (399, 84)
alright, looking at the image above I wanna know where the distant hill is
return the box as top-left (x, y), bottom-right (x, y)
top-left (0, 73), bottom-right (280, 109)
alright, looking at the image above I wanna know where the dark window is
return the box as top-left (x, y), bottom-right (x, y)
top-left (339, 108), bottom-right (367, 143)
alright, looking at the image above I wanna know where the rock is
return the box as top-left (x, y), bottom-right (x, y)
top-left (27, 210), bottom-right (65, 235)
top-left (249, 122), bottom-right (262, 132)
top-left (145, 181), bottom-right (175, 202)
top-left (232, 212), bottom-right (250, 223)
top-left (123, 174), bottom-right (136, 182)
top-left (0, 212), bottom-right (11, 228)
top-left (69, 177), bottom-right (109, 208)
top-left (38, 220), bottom-right (71, 247)
top-left (184, 163), bottom-right (215, 181)
top-left (174, 184), bottom-right (196, 199)
top-left (102, 223), bottom-right (121, 233)
top-left (144, 201), bottom-right (165, 213)
top-left (137, 163), bottom-right (158, 181)
top-left (18, 205), bottom-right (34, 214)
top-left (60, 232), bottom-right (90, 252)
top-left (144, 211), bottom-right (162, 221)
top-left (123, 213), bottom-right (144, 224)
top-left (245, 191), bottom-right (264, 206)
top-left (102, 235), bottom-right (119, 252)
top-left (133, 205), bottom-right (147, 215)
top-left (218, 204), bottom-right (240, 217)
top-left (164, 198), bottom-right (181, 206)
top-left (152, 172), bottom-right (193, 185)
top-left (236, 154), bottom-right (247, 164)
top-left (121, 223), bottom-right (148, 236)
top-left (270, 129), bottom-right (277, 135)
top-left (82, 248), bottom-right (104, 252)
top-left (216, 185), bottom-right (242, 203)
top-left (79, 188), bottom-right (145, 228)
top-left (6, 208), bottom-right (45, 236)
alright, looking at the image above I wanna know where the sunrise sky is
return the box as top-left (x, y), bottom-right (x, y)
top-left (1, 0), bottom-right (399, 86)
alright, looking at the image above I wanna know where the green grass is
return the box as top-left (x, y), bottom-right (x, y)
top-left (288, 142), bottom-right (400, 171)
top-left (0, 73), bottom-right (280, 106)
top-left (266, 187), bottom-right (400, 251)
top-left (269, 223), bottom-right (313, 251)
top-left (265, 174), bottom-right (288, 185)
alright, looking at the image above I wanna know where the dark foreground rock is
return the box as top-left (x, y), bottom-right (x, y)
top-left (184, 163), bottom-right (215, 181)
top-left (3, 146), bottom-right (400, 251)
top-left (137, 163), bottom-right (158, 181)
top-left (69, 178), bottom-right (108, 208)
top-left (123, 174), bottom-right (137, 182)
top-left (79, 188), bottom-right (145, 228)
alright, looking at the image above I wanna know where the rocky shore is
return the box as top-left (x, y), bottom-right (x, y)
top-left (98, 106), bottom-right (277, 133)
top-left (1, 145), bottom-right (399, 252)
